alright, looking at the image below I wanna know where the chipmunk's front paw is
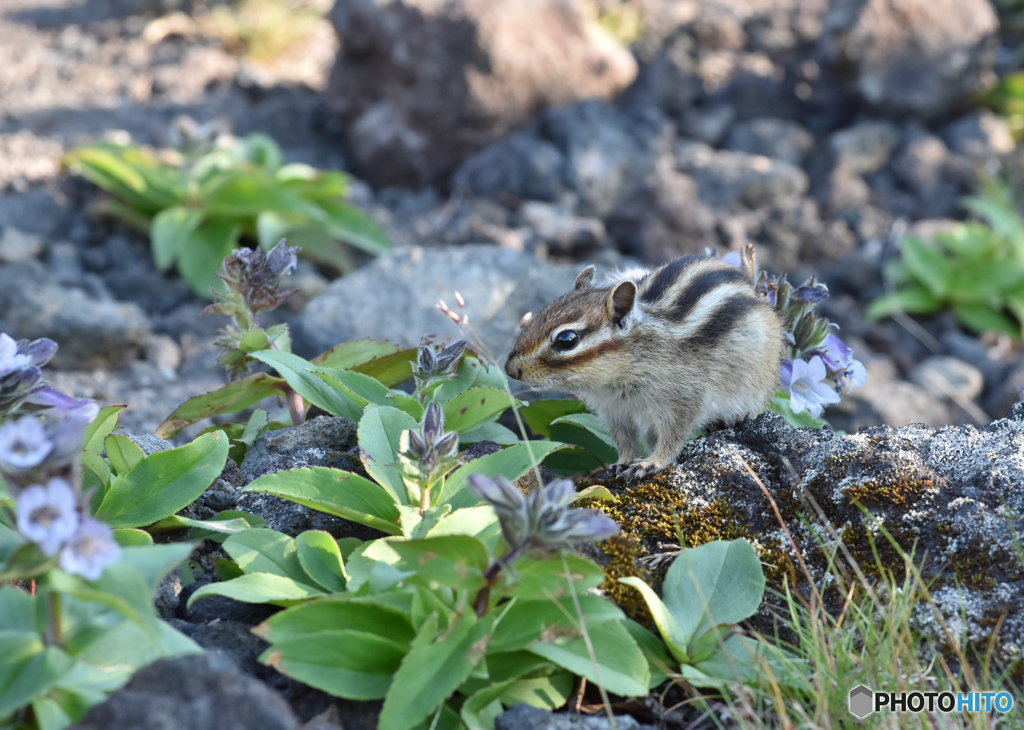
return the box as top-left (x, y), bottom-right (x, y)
top-left (620, 459), bottom-right (662, 483)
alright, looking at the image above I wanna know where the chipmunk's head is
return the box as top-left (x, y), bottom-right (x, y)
top-left (505, 266), bottom-right (637, 390)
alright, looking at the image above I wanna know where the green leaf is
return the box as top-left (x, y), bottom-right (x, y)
top-left (503, 554), bottom-right (605, 602)
top-left (623, 618), bottom-right (676, 689)
top-left (0, 643), bottom-right (74, 716)
top-left (351, 348), bottom-right (418, 387)
top-left (252, 350), bottom-right (363, 421)
top-left (663, 539), bottom-right (766, 644)
top-left (378, 612), bottom-right (492, 730)
top-left (244, 466), bottom-right (401, 535)
top-left (618, 577), bottom-right (690, 665)
top-left (259, 596), bottom-right (416, 645)
top-left (156, 373), bottom-right (288, 438)
top-left (357, 405), bottom-right (419, 505)
top-left (176, 217), bottom-right (240, 296)
top-left (220, 528), bottom-right (307, 579)
top-left (864, 284), bottom-right (942, 320)
top-left (520, 399), bottom-right (588, 439)
top-left (312, 338), bottom-right (403, 370)
top-left (239, 409), bottom-right (270, 446)
top-left (95, 431), bottom-right (229, 528)
top-left (528, 620), bottom-right (649, 697)
top-left (239, 328), bottom-right (270, 353)
top-left (899, 236), bottom-right (951, 297)
top-left (315, 367), bottom-right (391, 408)
top-left (441, 441), bottom-right (568, 509)
top-left (489, 594), bottom-right (623, 654)
top-left (103, 433), bottom-right (145, 475)
top-left (458, 421), bottom-right (520, 445)
top-left (550, 413), bottom-right (618, 464)
top-left (442, 387), bottom-right (519, 435)
top-left (391, 536), bottom-right (488, 592)
top-left (151, 206), bottom-right (203, 270)
top-left (83, 405), bottom-right (126, 454)
top-left (320, 198), bottom-right (391, 256)
top-left (112, 528), bottom-right (154, 546)
top-left (295, 530), bottom-right (347, 592)
top-left (201, 169), bottom-right (323, 219)
top-left (952, 303), bottom-right (1022, 338)
top-left (188, 572), bottom-right (324, 607)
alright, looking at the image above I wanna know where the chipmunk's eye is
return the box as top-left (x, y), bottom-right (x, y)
top-left (552, 330), bottom-right (580, 351)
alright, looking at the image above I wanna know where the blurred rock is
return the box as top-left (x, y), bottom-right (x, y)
top-left (0, 260), bottom-right (150, 369)
top-left (520, 201), bottom-right (606, 257)
top-left (891, 130), bottom-right (975, 218)
top-left (909, 355), bottom-right (985, 401)
top-left (820, 0), bottom-right (998, 119)
top-left (0, 227), bottom-right (43, 263)
top-left (941, 110), bottom-right (1015, 161)
top-left (453, 131), bottom-right (566, 202)
top-left (496, 704), bottom-right (655, 730)
top-left (986, 355), bottom-right (1024, 420)
top-left (326, 0), bottom-right (637, 187)
top-left (674, 141), bottom-right (809, 209)
top-left (724, 118), bottom-right (815, 166)
top-left (829, 120), bottom-right (900, 176)
top-left (74, 652), bottom-right (299, 730)
top-left (606, 170), bottom-right (718, 263)
top-left (295, 244), bottom-right (580, 360)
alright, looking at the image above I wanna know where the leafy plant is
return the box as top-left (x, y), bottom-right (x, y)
top-left (866, 179), bottom-right (1024, 339)
top-left (62, 128), bottom-right (389, 296)
top-left (189, 477), bottom-right (647, 730)
top-left (619, 539), bottom-right (795, 690)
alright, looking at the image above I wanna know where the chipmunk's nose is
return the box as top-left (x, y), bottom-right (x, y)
top-left (504, 354), bottom-right (522, 381)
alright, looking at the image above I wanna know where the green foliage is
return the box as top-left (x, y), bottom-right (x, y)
top-left (62, 133), bottom-right (389, 296)
top-left (193, 527), bottom-right (650, 729)
top-left (620, 539), bottom-right (794, 690)
top-left (867, 179), bottom-right (1024, 339)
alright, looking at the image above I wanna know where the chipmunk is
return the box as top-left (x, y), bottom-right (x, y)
top-left (505, 254), bottom-right (784, 481)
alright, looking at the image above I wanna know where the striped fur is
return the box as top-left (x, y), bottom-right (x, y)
top-left (505, 255), bottom-right (784, 480)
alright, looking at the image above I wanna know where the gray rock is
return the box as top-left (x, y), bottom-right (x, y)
top-left (828, 120), bottom-right (900, 177)
top-left (820, 0), bottom-right (998, 119)
top-left (607, 403), bottom-right (1024, 669)
top-left (606, 170), bottom-right (719, 263)
top-left (496, 704), bottom-right (656, 730)
top-left (677, 103), bottom-right (735, 145)
top-left (941, 110), bottom-right (1015, 161)
top-left (452, 131), bottom-right (566, 202)
top-left (724, 118), bottom-right (815, 166)
top-left (241, 416), bottom-right (359, 483)
top-left (890, 131), bottom-right (975, 218)
top-left (985, 356), bottom-right (1024, 421)
top-left (538, 101), bottom-right (675, 217)
top-left (125, 433), bottom-right (174, 455)
top-left (675, 141), bottom-right (809, 209)
top-left (0, 227), bottom-right (43, 263)
top-left (295, 245), bottom-right (580, 362)
top-left (909, 355), bottom-right (985, 402)
top-left (0, 260), bottom-right (150, 370)
top-left (73, 652), bottom-right (299, 730)
top-left (326, 0), bottom-right (637, 187)
top-left (520, 201), bottom-right (606, 257)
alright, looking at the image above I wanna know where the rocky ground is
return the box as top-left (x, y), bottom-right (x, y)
top-left (2, 0), bottom-right (1024, 726)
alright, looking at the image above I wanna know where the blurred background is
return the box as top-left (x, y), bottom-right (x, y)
top-left (1, 0), bottom-right (1023, 437)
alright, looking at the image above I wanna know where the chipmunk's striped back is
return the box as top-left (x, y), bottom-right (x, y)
top-left (505, 254), bottom-right (783, 481)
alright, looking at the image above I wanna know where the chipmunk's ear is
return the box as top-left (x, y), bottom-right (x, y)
top-left (573, 266), bottom-right (596, 291)
top-left (606, 281), bottom-right (636, 327)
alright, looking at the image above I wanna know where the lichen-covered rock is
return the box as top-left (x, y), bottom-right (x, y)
top-left (326, 0), bottom-right (637, 187)
top-left (595, 404), bottom-right (1024, 668)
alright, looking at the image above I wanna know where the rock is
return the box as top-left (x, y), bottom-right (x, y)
top-left (829, 356), bottom-right (956, 433)
top-left (985, 356), bottom-right (1024, 421)
top-left (675, 141), bottom-right (809, 209)
top-left (0, 227), bottom-right (43, 263)
top-left (890, 130), bottom-right (975, 218)
top-left (941, 110), bottom-right (1015, 161)
top-left (909, 355), bottom-right (985, 402)
top-left (828, 120), bottom-right (900, 177)
top-left (0, 260), bottom-right (150, 370)
top-left (820, 0), bottom-right (998, 119)
top-left (600, 404), bottom-right (1024, 669)
top-left (295, 245), bottom-right (580, 361)
top-left (496, 704), bottom-right (656, 730)
top-left (453, 131), bottom-right (567, 203)
top-left (724, 118), bottom-right (815, 166)
top-left (326, 0), bottom-right (637, 187)
top-left (520, 201), bottom-right (606, 257)
top-left (125, 433), bottom-right (175, 455)
top-left (606, 170), bottom-right (719, 263)
top-left (240, 416), bottom-right (359, 483)
top-left (73, 652), bottom-right (299, 730)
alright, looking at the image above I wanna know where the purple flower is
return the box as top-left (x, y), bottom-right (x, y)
top-left (814, 334), bottom-right (866, 391)
top-left (59, 518), bottom-right (120, 580)
top-left (15, 477), bottom-right (79, 556)
top-left (265, 239), bottom-right (299, 276)
top-left (0, 333), bottom-right (32, 375)
top-left (781, 356), bottom-right (841, 419)
top-left (25, 386), bottom-right (99, 421)
top-left (721, 251), bottom-right (742, 269)
top-left (469, 474), bottom-right (619, 552)
top-left (0, 415), bottom-right (53, 470)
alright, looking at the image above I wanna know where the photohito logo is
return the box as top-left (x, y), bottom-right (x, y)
top-left (848, 685), bottom-right (1014, 719)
